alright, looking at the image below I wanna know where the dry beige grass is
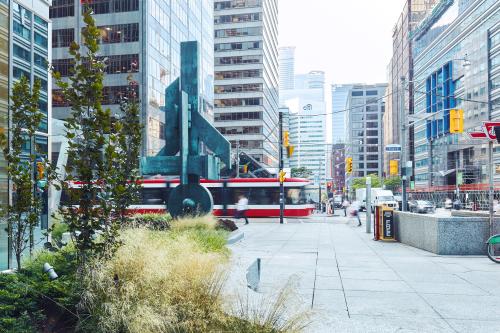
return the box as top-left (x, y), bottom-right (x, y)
top-left (81, 227), bottom-right (228, 332)
top-left (80, 216), bottom-right (310, 333)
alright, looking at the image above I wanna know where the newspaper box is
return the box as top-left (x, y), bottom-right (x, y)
top-left (374, 205), bottom-right (395, 241)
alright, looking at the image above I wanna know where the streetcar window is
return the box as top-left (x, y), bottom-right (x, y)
top-left (230, 187), bottom-right (251, 204)
top-left (286, 187), bottom-right (307, 204)
top-left (248, 187), bottom-right (280, 205)
top-left (207, 187), bottom-right (223, 205)
top-left (141, 188), bottom-right (166, 205)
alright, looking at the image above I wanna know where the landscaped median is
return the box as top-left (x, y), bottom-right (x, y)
top-left (0, 214), bottom-right (308, 333)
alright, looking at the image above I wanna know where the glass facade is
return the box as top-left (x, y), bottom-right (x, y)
top-left (412, 0), bottom-right (500, 187)
top-left (0, 0), bottom-right (8, 270)
top-left (0, 0), bottom-right (51, 270)
top-left (51, 0), bottom-right (214, 156)
top-left (345, 84), bottom-right (387, 183)
top-left (213, 0), bottom-right (279, 167)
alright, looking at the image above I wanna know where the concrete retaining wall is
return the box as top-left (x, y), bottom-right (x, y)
top-left (394, 212), bottom-right (500, 255)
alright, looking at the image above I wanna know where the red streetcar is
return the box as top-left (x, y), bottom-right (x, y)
top-left (62, 177), bottom-right (314, 218)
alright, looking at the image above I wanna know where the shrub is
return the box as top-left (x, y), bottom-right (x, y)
top-left (217, 218), bottom-right (238, 232)
top-left (80, 227), bottom-right (229, 332)
top-left (50, 220), bottom-right (68, 246)
top-left (125, 213), bottom-right (172, 230)
top-left (0, 245), bottom-right (80, 333)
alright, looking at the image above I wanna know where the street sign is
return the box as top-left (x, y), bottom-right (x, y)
top-left (457, 172), bottom-right (463, 185)
top-left (483, 121), bottom-right (500, 140)
top-left (467, 131), bottom-right (488, 139)
top-left (385, 144), bottom-right (401, 153)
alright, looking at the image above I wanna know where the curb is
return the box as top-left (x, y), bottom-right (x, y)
top-left (227, 229), bottom-right (244, 244)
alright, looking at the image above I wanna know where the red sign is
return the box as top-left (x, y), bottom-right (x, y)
top-left (467, 131), bottom-right (488, 139)
top-left (483, 122), bottom-right (500, 140)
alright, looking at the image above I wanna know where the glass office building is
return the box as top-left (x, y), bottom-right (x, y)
top-left (0, 0), bottom-right (51, 270)
top-left (51, 0), bottom-right (214, 156)
top-left (412, 0), bottom-right (500, 188)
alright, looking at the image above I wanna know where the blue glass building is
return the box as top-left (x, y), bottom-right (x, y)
top-left (412, 0), bottom-right (500, 189)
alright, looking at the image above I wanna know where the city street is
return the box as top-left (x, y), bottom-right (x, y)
top-left (226, 213), bottom-right (500, 333)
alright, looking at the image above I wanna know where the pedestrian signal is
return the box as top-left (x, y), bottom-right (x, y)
top-left (279, 170), bottom-right (286, 183)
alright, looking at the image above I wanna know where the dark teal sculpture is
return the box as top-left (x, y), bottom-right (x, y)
top-left (141, 41), bottom-right (231, 218)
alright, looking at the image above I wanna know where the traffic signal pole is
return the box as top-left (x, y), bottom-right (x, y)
top-left (400, 76), bottom-right (407, 211)
top-left (279, 111), bottom-right (284, 224)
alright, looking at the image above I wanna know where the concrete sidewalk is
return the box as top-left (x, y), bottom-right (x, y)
top-left (225, 215), bottom-right (500, 333)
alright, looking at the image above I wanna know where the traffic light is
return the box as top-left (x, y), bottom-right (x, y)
top-left (449, 109), bottom-right (464, 133)
top-left (278, 169), bottom-right (286, 183)
top-left (36, 161), bottom-right (44, 180)
top-left (389, 160), bottom-right (398, 176)
top-left (283, 131), bottom-right (289, 147)
top-left (346, 157), bottom-right (353, 174)
top-left (287, 145), bottom-right (294, 158)
top-left (242, 164), bottom-right (248, 173)
top-left (327, 182), bottom-right (332, 192)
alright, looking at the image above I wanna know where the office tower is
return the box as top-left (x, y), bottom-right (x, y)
top-left (345, 84), bottom-right (387, 190)
top-left (214, 0), bottom-right (279, 167)
top-left (383, 0), bottom-right (438, 176)
top-left (331, 84), bottom-right (352, 144)
top-left (51, 0), bottom-right (215, 156)
top-left (1, 0), bottom-right (51, 269)
top-left (279, 46), bottom-right (295, 90)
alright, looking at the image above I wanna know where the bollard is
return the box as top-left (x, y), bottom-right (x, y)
top-left (246, 258), bottom-right (261, 291)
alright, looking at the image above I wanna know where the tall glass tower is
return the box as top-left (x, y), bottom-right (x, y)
top-left (51, 0), bottom-right (214, 156)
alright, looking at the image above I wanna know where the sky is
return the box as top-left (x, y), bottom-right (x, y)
top-left (278, 0), bottom-right (405, 85)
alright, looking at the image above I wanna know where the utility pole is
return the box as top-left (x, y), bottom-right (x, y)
top-left (400, 76), bottom-right (407, 211)
top-left (366, 176), bottom-right (371, 233)
top-left (236, 140), bottom-right (240, 178)
top-left (279, 111), bottom-right (284, 224)
top-left (318, 160), bottom-right (322, 212)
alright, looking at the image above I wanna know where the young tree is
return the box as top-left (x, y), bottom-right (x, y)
top-left (53, 9), bottom-right (142, 264)
top-left (0, 76), bottom-right (55, 269)
top-left (384, 176), bottom-right (401, 192)
top-left (291, 167), bottom-right (312, 178)
top-left (351, 173), bottom-right (382, 190)
top-left (114, 75), bottom-right (142, 226)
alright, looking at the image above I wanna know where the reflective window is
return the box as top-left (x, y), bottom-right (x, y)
top-left (34, 32), bottom-right (48, 49)
top-left (214, 13), bottom-right (261, 24)
top-left (215, 41), bottom-right (261, 52)
top-left (215, 27), bottom-right (262, 38)
top-left (50, 0), bottom-right (74, 18)
top-left (52, 28), bottom-right (74, 48)
top-left (82, 0), bottom-right (139, 14)
top-left (13, 44), bottom-right (30, 62)
top-left (98, 23), bottom-right (139, 44)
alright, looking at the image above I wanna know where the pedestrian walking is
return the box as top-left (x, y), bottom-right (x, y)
top-left (342, 199), bottom-right (350, 217)
top-left (235, 194), bottom-right (249, 224)
top-left (348, 201), bottom-right (362, 227)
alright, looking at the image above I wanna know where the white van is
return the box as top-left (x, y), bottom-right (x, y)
top-left (371, 189), bottom-right (398, 212)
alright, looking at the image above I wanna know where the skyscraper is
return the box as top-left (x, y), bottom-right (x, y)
top-left (345, 84), bottom-right (387, 191)
top-left (1, 0), bottom-right (52, 270)
top-left (279, 46), bottom-right (295, 90)
top-left (383, 0), bottom-right (438, 176)
top-left (213, 0), bottom-right (279, 167)
top-left (331, 84), bottom-right (352, 144)
top-left (50, 0), bottom-right (215, 156)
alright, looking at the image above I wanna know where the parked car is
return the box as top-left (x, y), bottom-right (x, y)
top-left (408, 200), bottom-right (436, 214)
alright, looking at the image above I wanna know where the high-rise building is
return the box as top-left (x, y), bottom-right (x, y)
top-left (345, 84), bottom-right (387, 191)
top-left (383, 0), bottom-right (438, 176)
top-left (332, 144), bottom-right (346, 194)
top-left (279, 46), bottom-right (295, 91)
top-left (412, 0), bottom-right (500, 189)
top-left (331, 84), bottom-right (352, 144)
top-left (213, 0), bottom-right (279, 167)
top-left (1, 0), bottom-right (51, 270)
top-left (285, 96), bottom-right (326, 202)
top-left (50, 0), bottom-right (215, 156)
top-left (294, 70), bottom-right (325, 99)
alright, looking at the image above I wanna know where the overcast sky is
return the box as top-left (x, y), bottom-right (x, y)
top-left (278, 0), bottom-right (405, 85)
